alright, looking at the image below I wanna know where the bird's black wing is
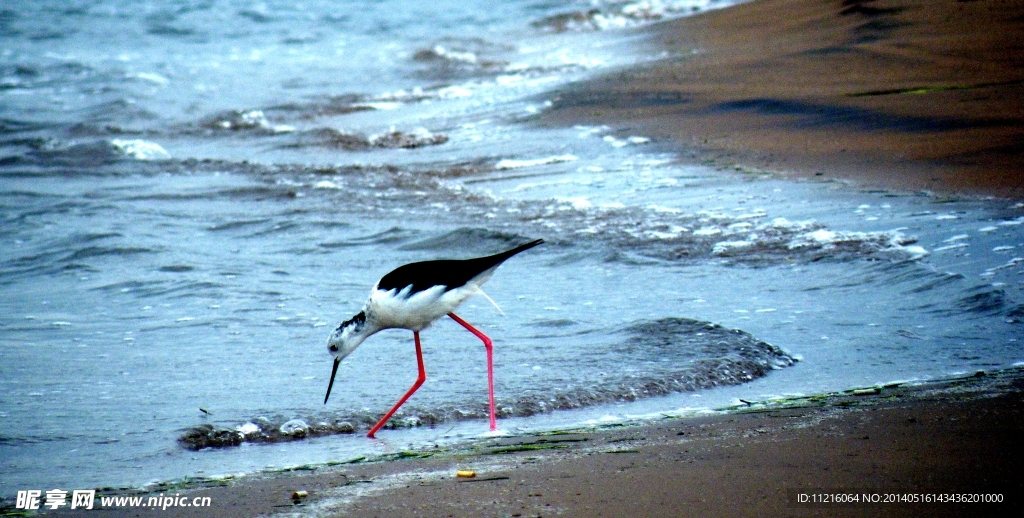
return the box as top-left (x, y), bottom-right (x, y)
top-left (377, 239), bottom-right (543, 296)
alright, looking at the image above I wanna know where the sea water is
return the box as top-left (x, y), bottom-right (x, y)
top-left (2, 0), bottom-right (1022, 493)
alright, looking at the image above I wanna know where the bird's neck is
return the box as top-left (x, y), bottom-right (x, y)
top-left (341, 309), bottom-right (382, 341)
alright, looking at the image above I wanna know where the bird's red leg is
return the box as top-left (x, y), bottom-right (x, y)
top-left (448, 312), bottom-right (497, 431)
top-left (367, 331), bottom-right (426, 438)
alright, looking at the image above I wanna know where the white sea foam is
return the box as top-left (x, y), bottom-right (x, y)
top-left (314, 180), bottom-right (342, 190)
top-left (601, 134), bottom-right (651, 147)
top-left (903, 246), bottom-right (930, 259)
top-left (495, 154), bottom-right (578, 170)
top-left (933, 243), bottom-right (969, 252)
top-left (713, 240), bottom-right (754, 255)
top-left (437, 85), bottom-right (474, 99)
top-left (556, 196), bottom-right (592, 209)
top-left (981, 257), bottom-right (1024, 277)
top-left (131, 72), bottom-right (170, 85)
top-left (536, 0), bottom-right (743, 32)
top-left (111, 139), bottom-right (170, 160)
top-left (357, 102), bottom-right (402, 110)
top-left (212, 110), bottom-right (294, 133)
top-left (429, 45), bottom-right (477, 64)
top-left (692, 227), bottom-right (722, 236)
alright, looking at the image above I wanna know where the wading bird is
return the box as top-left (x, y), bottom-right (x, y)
top-left (323, 239), bottom-right (543, 438)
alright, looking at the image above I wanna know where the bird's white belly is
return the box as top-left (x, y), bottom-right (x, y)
top-left (367, 284), bottom-right (473, 330)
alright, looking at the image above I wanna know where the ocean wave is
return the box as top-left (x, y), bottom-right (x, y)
top-left (909, 283), bottom-right (1023, 323)
top-left (953, 285), bottom-right (1009, 315)
top-left (411, 37), bottom-right (513, 80)
top-left (0, 117), bottom-right (47, 134)
top-left (207, 218), bottom-right (274, 233)
top-left (506, 202), bottom-right (925, 265)
top-left (200, 110), bottom-right (295, 134)
top-left (7, 154), bottom-right (927, 267)
top-left (84, 99), bottom-right (161, 124)
top-left (397, 227), bottom-right (533, 253)
top-left (532, 0), bottom-right (734, 33)
top-left (318, 227), bottom-right (422, 249)
top-left (90, 279), bottom-right (226, 299)
top-left (345, 62), bottom-right (591, 112)
top-left (2, 242), bottom-right (155, 281)
top-left (24, 138), bottom-right (169, 167)
top-left (119, 158), bottom-right (930, 266)
top-left (369, 128), bottom-right (449, 148)
top-left (496, 154), bottom-right (578, 170)
top-left (110, 139), bottom-right (170, 160)
top-left (289, 128), bottom-right (371, 150)
top-left (178, 317), bottom-right (796, 449)
top-left (264, 94), bottom-right (374, 120)
top-left (335, 167), bottom-right (921, 264)
top-left (283, 127), bottom-right (448, 150)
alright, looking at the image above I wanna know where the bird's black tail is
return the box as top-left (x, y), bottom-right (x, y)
top-left (487, 239), bottom-right (544, 264)
top-left (457, 239), bottom-right (544, 287)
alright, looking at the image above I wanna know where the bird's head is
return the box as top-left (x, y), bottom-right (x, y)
top-left (324, 311), bottom-right (370, 404)
top-left (327, 312), bottom-right (369, 360)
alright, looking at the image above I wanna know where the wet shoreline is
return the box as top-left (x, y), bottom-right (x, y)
top-left (36, 367), bottom-right (1024, 517)
top-left (536, 0), bottom-right (1024, 198)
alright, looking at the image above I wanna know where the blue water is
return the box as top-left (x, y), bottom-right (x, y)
top-left (2, 0), bottom-right (1023, 496)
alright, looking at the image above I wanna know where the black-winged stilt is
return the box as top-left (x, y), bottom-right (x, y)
top-left (323, 239), bottom-right (543, 438)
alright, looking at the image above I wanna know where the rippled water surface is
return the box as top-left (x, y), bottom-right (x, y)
top-left (2, 0), bottom-right (1023, 493)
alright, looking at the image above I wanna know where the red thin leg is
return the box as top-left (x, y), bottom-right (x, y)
top-left (367, 331), bottom-right (426, 438)
top-left (448, 312), bottom-right (497, 431)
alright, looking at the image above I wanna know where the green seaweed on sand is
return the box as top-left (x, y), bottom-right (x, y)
top-left (532, 429), bottom-right (587, 436)
top-left (514, 434), bottom-right (589, 444)
top-left (271, 464), bottom-right (319, 473)
top-left (326, 456), bottom-right (366, 466)
top-left (0, 506), bottom-right (34, 518)
top-left (388, 450), bottom-right (438, 460)
top-left (148, 474), bottom-right (235, 491)
top-left (485, 443), bottom-right (571, 454)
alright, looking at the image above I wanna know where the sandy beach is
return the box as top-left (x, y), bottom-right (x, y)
top-left (539, 0), bottom-right (1024, 198)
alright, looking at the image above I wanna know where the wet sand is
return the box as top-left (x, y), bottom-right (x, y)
top-left (539, 0), bottom-right (1024, 198)
top-left (41, 370), bottom-right (1023, 517)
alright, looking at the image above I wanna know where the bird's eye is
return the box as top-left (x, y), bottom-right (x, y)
top-left (329, 344), bottom-right (339, 352)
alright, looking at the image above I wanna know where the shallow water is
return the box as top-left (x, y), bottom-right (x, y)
top-left (2, 0), bottom-right (1023, 494)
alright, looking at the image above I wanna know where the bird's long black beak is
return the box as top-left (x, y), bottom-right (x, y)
top-left (324, 358), bottom-right (340, 404)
